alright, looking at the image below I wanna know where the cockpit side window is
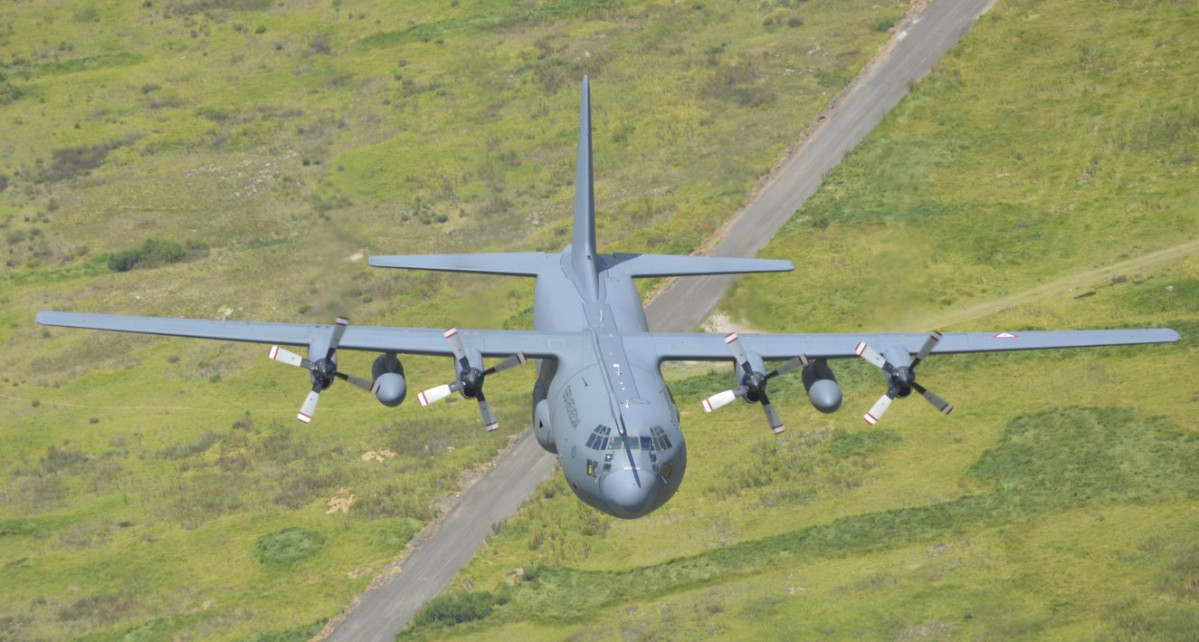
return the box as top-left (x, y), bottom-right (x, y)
top-left (650, 426), bottom-right (672, 451)
top-left (586, 425), bottom-right (613, 450)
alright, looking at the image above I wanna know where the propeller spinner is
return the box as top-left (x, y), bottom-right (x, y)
top-left (269, 316), bottom-right (373, 423)
top-left (417, 328), bottom-right (527, 431)
top-left (855, 331), bottom-right (952, 425)
top-left (700, 332), bottom-right (809, 434)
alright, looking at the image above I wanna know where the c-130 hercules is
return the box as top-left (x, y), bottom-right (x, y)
top-left (39, 79), bottom-right (1179, 519)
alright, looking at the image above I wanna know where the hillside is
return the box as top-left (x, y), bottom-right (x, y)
top-left (400, 0), bottom-right (1199, 639)
top-left (0, 0), bottom-right (909, 639)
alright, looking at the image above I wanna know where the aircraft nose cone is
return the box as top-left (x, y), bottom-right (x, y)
top-left (601, 469), bottom-right (659, 518)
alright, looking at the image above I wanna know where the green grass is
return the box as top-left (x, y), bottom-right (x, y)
top-left (403, 401), bottom-right (1199, 639)
top-left (395, 0), bottom-right (1199, 638)
top-left (0, 0), bottom-right (908, 639)
top-left (726, 0), bottom-right (1199, 333)
top-left (4, 0), bottom-right (1195, 639)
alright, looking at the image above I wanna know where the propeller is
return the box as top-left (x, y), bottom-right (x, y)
top-left (700, 332), bottom-right (809, 435)
top-left (855, 331), bottom-right (952, 425)
top-left (417, 328), bottom-right (527, 431)
top-left (268, 316), bottom-right (372, 423)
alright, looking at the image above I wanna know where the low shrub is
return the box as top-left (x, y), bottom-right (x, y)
top-left (107, 238), bottom-right (187, 271)
top-left (256, 527), bottom-right (326, 566)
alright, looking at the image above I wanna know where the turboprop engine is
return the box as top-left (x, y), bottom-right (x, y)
top-left (801, 359), bottom-right (841, 414)
top-left (416, 328), bottom-right (528, 431)
top-left (371, 352), bottom-right (407, 407)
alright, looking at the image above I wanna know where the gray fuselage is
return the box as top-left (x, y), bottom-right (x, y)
top-left (530, 248), bottom-right (687, 519)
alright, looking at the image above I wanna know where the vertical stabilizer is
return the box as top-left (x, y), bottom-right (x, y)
top-left (570, 77), bottom-right (600, 300)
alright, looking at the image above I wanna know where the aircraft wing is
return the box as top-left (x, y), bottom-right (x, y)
top-left (36, 311), bottom-right (585, 360)
top-left (633, 328), bottom-right (1182, 363)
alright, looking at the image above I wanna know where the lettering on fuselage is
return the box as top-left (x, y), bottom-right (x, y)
top-left (563, 384), bottom-right (581, 429)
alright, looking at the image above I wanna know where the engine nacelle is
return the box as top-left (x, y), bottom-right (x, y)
top-left (372, 373), bottom-right (407, 407)
top-left (372, 353), bottom-right (407, 408)
top-left (533, 399), bottom-right (556, 453)
top-left (802, 359), bottom-right (842, 414)
top-left (531, 374), bottom-right (556, 453)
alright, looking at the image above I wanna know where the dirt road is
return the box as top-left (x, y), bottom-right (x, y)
top-left (323, 1), bottom-right (1003, 639)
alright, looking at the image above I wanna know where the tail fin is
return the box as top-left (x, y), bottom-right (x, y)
top-left (569, 76), bottom-right (600, 300)
top-left (371, 80), bottom-right (796, 285)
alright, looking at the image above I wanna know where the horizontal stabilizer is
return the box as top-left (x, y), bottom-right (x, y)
top-left (601, 253), bottom-right (794, 278)
top-left (369, 252), bottom-right (558, 277)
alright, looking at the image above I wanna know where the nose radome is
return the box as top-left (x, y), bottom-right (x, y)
top-left (601, 469), bottom-right (660, 518)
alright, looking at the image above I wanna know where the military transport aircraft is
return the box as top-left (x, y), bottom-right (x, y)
top-left (38, 79), bottom-right (1179, 519)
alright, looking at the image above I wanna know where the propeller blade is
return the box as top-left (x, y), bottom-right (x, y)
top-left (912, 331), bottom-right (943, 366)
top-left (724, 332), bottom-right (751, 367)
top-left (479, 398), bottom-right (499, 432)
top-left (417, 383), bottom-right (458, 406)
top-left (762, 400), bottom-right (785, 434)
top-left (483, 352), bottom-right (527, 375)
top-left (863, 393), bottom-right (894, 425)
top-left (701, 388), bottom-right (741, 413)
top-left (444, 328), bottom-right (467, 363)
top-left (269, 345), bottom-right (309, 368)
top-left (336, 371), bottom-right (373, 392)
top-left (854, 342), bottom-right (888, 369)
top-left (913, 382), bottom-right (953, 415)
top-left (768, 354), bottom-right (810, 379)
top-left (297, 389), bottom-right (321, 424)
top-left (326, 316), bottom-right (350, 358)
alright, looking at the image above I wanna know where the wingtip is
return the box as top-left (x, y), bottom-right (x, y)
top-left (35, 311), bottom-right (62, 326)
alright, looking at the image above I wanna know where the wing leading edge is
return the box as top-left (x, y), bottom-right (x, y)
top-left (36, 311), bottom-right (585, 360)
top-left (39, 311), bottom-right (1179, 362)
top-left (633, 328), bottom-right (1181, 363)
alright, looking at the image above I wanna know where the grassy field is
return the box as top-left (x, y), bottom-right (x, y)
top-left (396, 0), bottom-right (1199, 639)
top-left (0, 0), bottom-right (909, 639)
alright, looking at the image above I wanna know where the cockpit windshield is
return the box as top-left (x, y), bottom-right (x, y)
top-left (585, 425), bottom-right (672, 452)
